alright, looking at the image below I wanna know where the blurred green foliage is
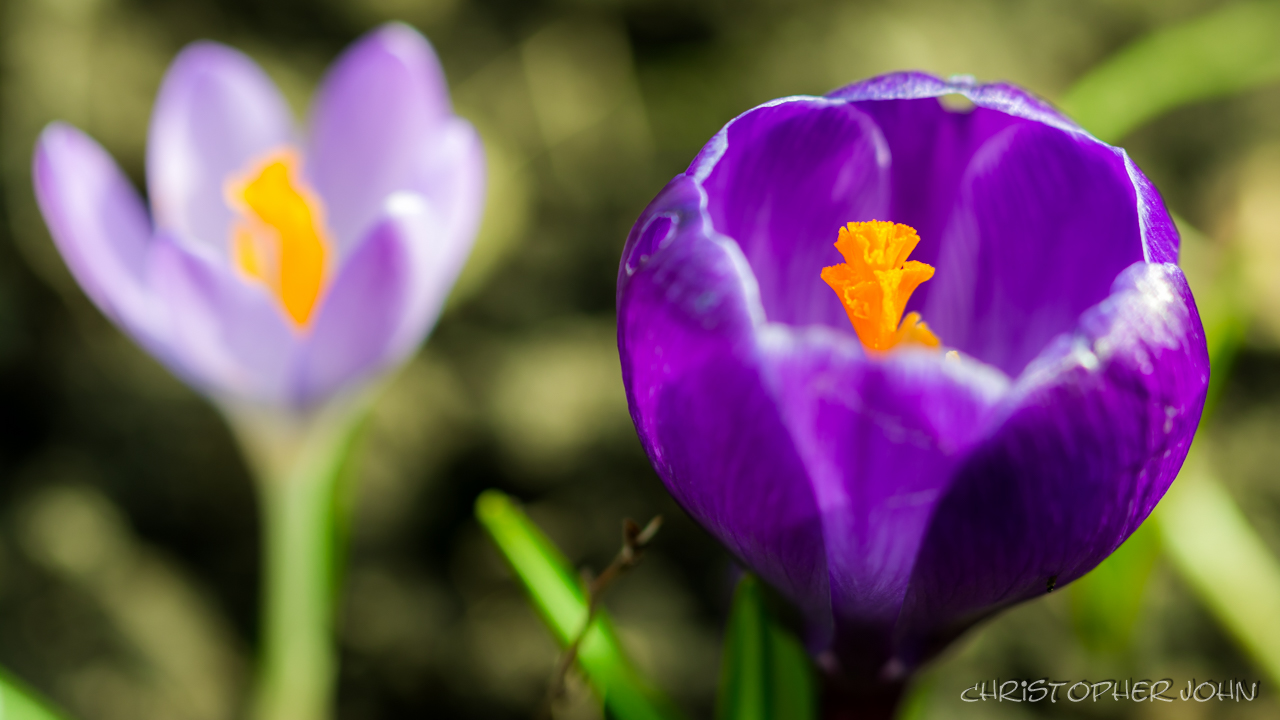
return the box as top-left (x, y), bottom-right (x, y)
top-left (715, 575), bottom-right (814, 720)
top-left (1068, 522), bottom-right (1161, 656)
top-left (1161, 451), bottom-right (1280, 688)
top-left (0, 669), bottom-right (72, 720)
top-left (1063, 0), bottom-right (1280, 142)
top-left (2, 0), bottom-right (1280, 719)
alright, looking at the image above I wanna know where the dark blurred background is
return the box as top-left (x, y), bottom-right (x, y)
top-left (1, 0), bottom-right (1279, 718)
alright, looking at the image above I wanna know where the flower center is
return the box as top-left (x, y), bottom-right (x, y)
top-left (225, 150), bottom-right (331, 328)
top-left (820, 220), bottom-right (939, 352)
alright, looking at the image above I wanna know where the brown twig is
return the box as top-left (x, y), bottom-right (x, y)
top-left (538, 515), bottom-right (663, 719)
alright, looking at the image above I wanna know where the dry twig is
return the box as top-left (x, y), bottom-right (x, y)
top-left (538, 515), bottom-right (663, 719)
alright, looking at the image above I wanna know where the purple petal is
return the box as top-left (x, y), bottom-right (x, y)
top-left (893, 262), bottom-right (1208, 669)
top-left (835, 98), bottom-right (1025, 273)
top-left (619, 176), bottom-right (834, 647)
top-left (758, 330), bottom-right (1009, 671)
top-left (1125, 153), bottom-right (1179, 265)
top-left (147, 42), bottom-right (295, 254)
top-left (296, 193), bottom-right (448, 405)
top-left (831, 72), bottom-right (1081, 136)
top-left (406, 118), bottom-right (486, 273)
top-left (833, 73), bottom-right (1170, 285)
top-left (686, 75), bottom-right (1162, 379)
top-left (919, 121), bottom-right (1145, 376)
top-left (831, 85), bottom-right (1134, 355)
top-left (32, 123), bottom-right (163, 346)
top-left (150, 236), bottom-right (299, 405)
top-left (689, 98), bottom-right (890, 329)
top-left (306, 23), bottom-right (455, 252)
top-left (827, 73), bottom-right (1080, 276)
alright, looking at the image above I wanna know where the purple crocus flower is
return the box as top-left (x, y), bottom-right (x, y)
top-left (617, 72), bottom-right (1208, 712)
top-left (33, 23), bottom-right (483, 412)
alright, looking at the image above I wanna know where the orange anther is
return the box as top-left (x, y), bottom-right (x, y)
top-left (820, 221), bottom-right (939, 352)
top-left (226, 150), bottom-right (330, 328)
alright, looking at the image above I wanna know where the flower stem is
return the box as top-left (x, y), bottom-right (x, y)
top-left (820, 682), bottom-right (903, 720)
top-left (227, 400), bottom-right (371, 720)
top-left (255, 452), bottom-right (342, 720)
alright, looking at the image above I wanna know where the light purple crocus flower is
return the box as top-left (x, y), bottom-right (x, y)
top-left (33, 23), bottom-right (483, 413)
top-left (617, 72), bottom-right (1208, 713)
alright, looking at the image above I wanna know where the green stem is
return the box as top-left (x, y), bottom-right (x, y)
top-left (255, 447), bottom-right (342, 720)
top-left (225, 397), bottom-right (371, 720)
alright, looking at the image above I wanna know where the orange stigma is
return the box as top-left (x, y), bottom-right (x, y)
top-left (226, 150), bottom-right (330, 328)
top-left (820, 220), bottom-right (940, 352)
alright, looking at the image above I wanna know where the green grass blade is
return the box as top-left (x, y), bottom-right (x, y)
top-left (716, 575), bottom-right (815, 720)
top-left (1067, 519), bottom-right (1161, 654)
top-left (1061, 0), bottom-right (1280, 142)
top-left (475, 490), bottom-right (684, 720)
top-left (718, 576), bottom-right (768, 720)
top-left (767, 623), bottom-right (815, 720)
top-left (1158, 453), bottom-right (1280, 686)
top-left (1154, 214), bottom-right (1280, 684)
top-left (1142, 215), bottom-right (1280, 685)
top-left (0, 669), bottom-right (73, 720)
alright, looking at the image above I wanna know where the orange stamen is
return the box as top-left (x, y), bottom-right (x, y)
top-left (820, 220), bottom-right (940, 352)
top-left (225, 150), bottom-right (330, 328)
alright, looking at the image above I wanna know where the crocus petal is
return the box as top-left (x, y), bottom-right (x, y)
top-left (831, 86), bottom-right (1028, 272)
top-left (690, 98), bottom-right (890, 329)
top-left (147, 42), bottom-right (295, 254)
top-left (619, 176), bottom-right (834, 646)
top-left (306, 23), bottom-right (455, 251)
top-left (831, 72), bottom-right (1081, 137)
top-left (150, 236), bottom-right (299, 404)
top-left (758, 331), bottom-right (1008, 670)
top-left (824, 73), bottom-right (1167, 338)
top-left (1125, 153), bottom-right (1180, 265)
top-left (894, 261), bottom-right (1207, 669)
top-left (406, 118), bottom-right (486, 276)
top-left (921, 121), bottom-right (1145, 375)
top-left (296, 193), bottom-right (446, 405)
top-left (32, 124), bottom-right (162, 346)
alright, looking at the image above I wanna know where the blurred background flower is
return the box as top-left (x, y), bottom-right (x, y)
top-left (1, 1), bottom-right (1279, 719)
top-left (32, 22), bottom-right (483, 413)
top-left (26, 20), bottom-right (487, 720)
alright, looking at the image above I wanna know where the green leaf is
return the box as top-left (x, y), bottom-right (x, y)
top-left (474, 490), bottom-right (684, 720)
top-left (716, 574), bottom-right (816, 720)
top-left (1068, 518), bottom-right (1161, 654)
top-left (1158, 452), bottom-right (1280, 687)
top-left (1060, 0), bottom-right (1280, 142)
top-left (0, 669), bottom-right (73, 720)
top-left (893, 673), bottom-right (935, 720)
